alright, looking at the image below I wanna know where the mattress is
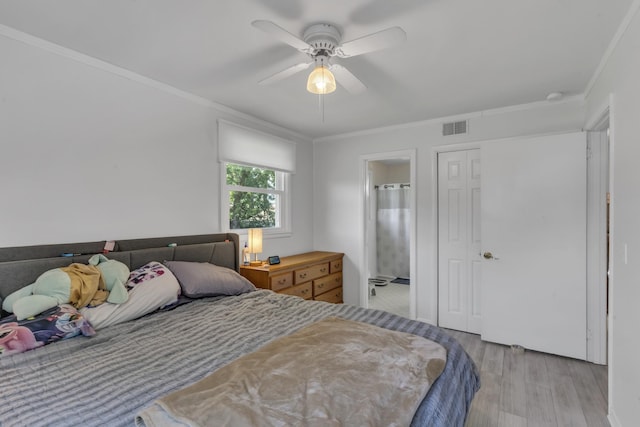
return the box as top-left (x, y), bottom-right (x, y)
top-left (1, 289), bottom-right (479, 427)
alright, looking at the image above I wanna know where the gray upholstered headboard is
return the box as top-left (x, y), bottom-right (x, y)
top-left (0, 233), bottom-right (239, 311)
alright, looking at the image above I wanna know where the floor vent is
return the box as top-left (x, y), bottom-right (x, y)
top-left (443, 120), bottom-right (468, 136)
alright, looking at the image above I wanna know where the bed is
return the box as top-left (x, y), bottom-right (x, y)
top-left (0, 234), bottom-right (479, 426)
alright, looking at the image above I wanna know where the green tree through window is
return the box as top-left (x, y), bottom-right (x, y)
top-left (227, 163), bottom-right (278, 229)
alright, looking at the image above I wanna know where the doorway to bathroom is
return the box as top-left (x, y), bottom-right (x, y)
top-left (362, 151), bottom-right (416, 318)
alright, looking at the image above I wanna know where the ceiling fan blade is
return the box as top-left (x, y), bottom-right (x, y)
top-left (335, 27), bottom-right (406, 58)
top-left (252, 20), bottom-right (312, 52)
top-left (259, 62), bottom-right (313, 85)
top-left (330, 64), bottom-right (367, 94)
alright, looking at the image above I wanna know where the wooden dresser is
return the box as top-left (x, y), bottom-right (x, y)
top-left (240, 251), bottom-right (344, 303)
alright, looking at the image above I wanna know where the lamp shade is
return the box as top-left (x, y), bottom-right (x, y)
top-left (247, 228), bottom-right (263, 254)
top-left (307, 65), bottom-right (336, 95)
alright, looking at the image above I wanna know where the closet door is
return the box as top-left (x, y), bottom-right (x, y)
top-left (437, 149), bottom-right (481, 333)
top-left (481, 132), bottom-right (586, 359)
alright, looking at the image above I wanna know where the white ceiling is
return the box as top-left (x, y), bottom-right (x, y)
top-left (0, 0), bottom-right (633, 139)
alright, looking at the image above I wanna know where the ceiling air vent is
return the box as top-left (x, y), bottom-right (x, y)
top-left (442, 120), bottom-right (468, 136)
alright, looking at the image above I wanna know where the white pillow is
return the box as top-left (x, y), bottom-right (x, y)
top-left (81, 262), bottom-right (180, 329)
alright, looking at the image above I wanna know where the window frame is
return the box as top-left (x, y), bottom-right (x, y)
top-left (220, 161), bottom-right (292, 237)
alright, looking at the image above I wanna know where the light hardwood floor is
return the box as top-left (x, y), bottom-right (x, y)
top-left (443, 329), bottom-right (610, 427)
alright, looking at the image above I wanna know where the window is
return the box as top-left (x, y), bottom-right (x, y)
top-left (223, 162), bottom-right (289, 231)
top-left (218, 120), bottom-right (295, 235)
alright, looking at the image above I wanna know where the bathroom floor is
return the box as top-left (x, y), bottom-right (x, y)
top-left (368, 279), bottom-right (410, 318)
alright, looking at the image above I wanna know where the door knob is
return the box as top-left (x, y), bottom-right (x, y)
top-left (483, 251), bottom-right (494, 260)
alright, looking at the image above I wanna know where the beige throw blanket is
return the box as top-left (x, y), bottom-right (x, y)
top-left (136, 317), bottom-right (447, 427)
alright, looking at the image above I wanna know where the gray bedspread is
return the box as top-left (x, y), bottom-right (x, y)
top-left (1, 290), bottom-right (479, 427)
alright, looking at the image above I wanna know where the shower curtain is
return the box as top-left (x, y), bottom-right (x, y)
top-left (376, 183), bottom-right (410, 279)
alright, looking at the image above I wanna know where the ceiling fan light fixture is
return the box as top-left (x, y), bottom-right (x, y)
top-left (307, 65), bottom-right (336, 95)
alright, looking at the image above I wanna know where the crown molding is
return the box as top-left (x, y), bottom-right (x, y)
top-left (314, 95), bottom-right (584, 143)
top-left (0, 24), bottom-right (310, 143)
top-left (0, 24), bottom-right (215, 106)
top-left (584, 0), bottom-right (640, 98)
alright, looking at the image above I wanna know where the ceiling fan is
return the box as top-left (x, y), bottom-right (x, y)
top-left (252, 20), bottom-right (406, 95)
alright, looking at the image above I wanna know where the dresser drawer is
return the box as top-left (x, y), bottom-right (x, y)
top-left (313, 272), bottom-right (342, 296)
top-left (295, 262), bottom-right (329, 284)
top-left (330, 259), bottom-right (342, 273)
top-left (270, 272), bottom-right (293, 291)
top-left (240, 252), bottom-right (344, 304)
top-left (280, 282), bottom-right (313, 300)
top-left (314, 287), bottom-right (343, 304)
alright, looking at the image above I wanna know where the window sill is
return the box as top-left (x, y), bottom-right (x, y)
top-left (235, 230), bottom-right (292, 240)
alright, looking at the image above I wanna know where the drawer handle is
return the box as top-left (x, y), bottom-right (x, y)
top-left (320, 267), bottom-right (327, 273)
top-left (302, 289), bottom-right (308, 294)
top-left (318, 283), bottom-right (324, 289)
top-left (278, 279), bottom-right (286, 284)
top-left (299, 273), bottom-right (307, 279)
top-left (335, 278), bottom-right (340, 283)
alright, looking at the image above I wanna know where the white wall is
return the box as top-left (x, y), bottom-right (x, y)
top-left (0, 32), bottom-right (314, 258)
top-left (585, 3), bottom-right (640, 425)
top-left (313, 100), bottom-right (585, 322)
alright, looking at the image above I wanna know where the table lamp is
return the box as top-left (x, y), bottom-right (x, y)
top-left (247, 228), bottom-right (263, 266)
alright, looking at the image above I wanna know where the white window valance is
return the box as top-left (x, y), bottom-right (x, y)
top-left (218, 120), bottom-right (296, 173)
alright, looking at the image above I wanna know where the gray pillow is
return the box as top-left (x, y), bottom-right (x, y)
top-left (163, 261), bottom-right (256, 298)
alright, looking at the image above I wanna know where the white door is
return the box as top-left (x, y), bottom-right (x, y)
top-left (438, 149), bottom-right (482, 333)
top-left (481, 132), bottom-right (587, 359)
